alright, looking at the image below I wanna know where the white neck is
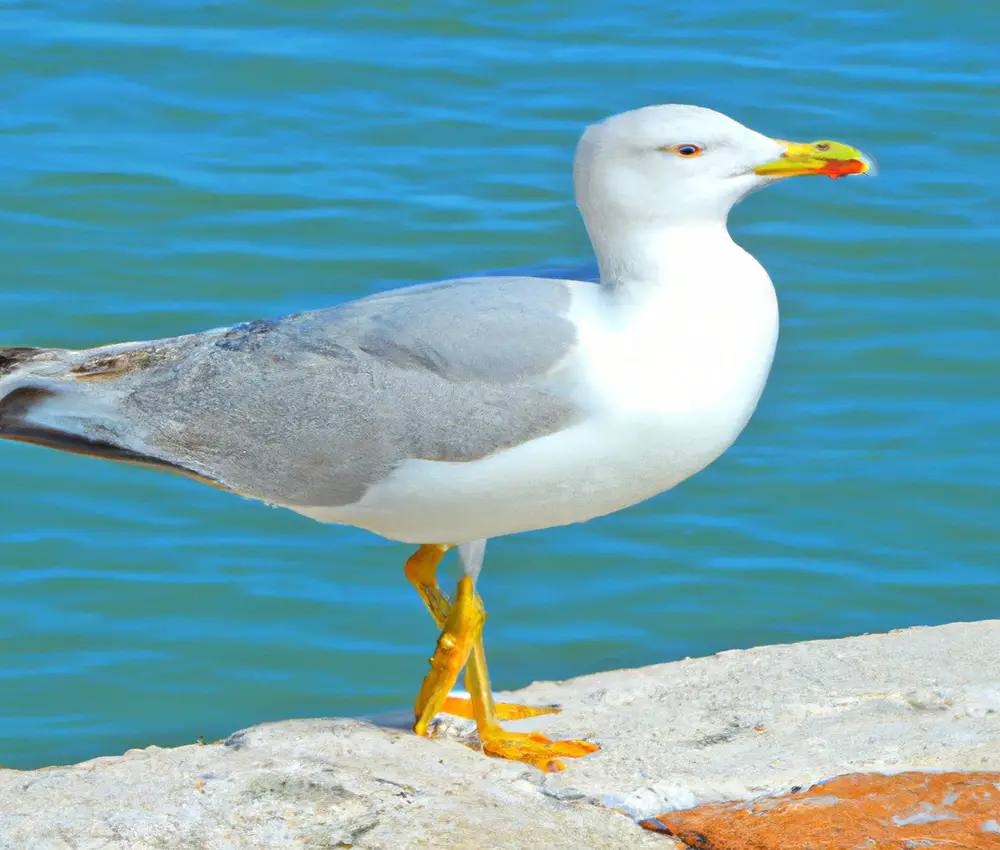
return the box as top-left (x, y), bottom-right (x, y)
top-left (576, 211), bottom-right (779, 464)
top-left (589, 217), bottom-right (738, 299)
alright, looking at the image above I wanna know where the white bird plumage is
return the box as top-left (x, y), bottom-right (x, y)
top-left (0, 103), bottom-right (871, 772)
top-left (299, 105), bottom-right (785, 543)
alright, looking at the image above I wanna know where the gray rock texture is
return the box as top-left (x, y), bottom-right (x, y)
top-left (2, 620), bottom-right (998, 849)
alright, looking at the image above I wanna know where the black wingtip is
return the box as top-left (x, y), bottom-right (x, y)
top-left (0, 423), bottom-right (233, 493)
top-left (0, 386), bottom-right (56, 427)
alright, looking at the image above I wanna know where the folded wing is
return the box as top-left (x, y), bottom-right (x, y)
top-left (0, 276), bottom-right (584, 508)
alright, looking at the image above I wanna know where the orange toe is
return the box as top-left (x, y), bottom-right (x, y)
top-left (440, 695), bottom-right (561, 722)
top-left (480, 727), bottom-right (600, 772)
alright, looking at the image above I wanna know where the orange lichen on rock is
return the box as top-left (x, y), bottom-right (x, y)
top-left (640, 770), bottom-right (1000, 849)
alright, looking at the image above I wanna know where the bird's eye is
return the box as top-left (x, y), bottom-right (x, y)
top-left (669, 144), bottom-right (703, 158)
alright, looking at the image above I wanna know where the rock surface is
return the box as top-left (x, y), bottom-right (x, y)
top-left (1, 621), bottom-right (999, 849)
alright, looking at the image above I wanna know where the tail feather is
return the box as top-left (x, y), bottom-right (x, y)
top-left (1, 345), bottom-right (139, 459)
top-left (0, 344), bottom-right (229, 491)
top-left (0, 346), bottom-right (79, 431)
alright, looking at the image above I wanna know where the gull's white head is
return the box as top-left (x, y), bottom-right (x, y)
top-left (574, 104), bottom-right (870, 230)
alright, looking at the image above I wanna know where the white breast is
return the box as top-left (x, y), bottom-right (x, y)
top-left (294, 242), bottom-right (779, 545)
top-left (572, 239), bottom-right (780, 502)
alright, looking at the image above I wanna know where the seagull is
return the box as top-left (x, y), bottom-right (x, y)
top-left (0, 105), bottom-right (870, 772)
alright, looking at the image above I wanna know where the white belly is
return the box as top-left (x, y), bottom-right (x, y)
top-left (293, 254), bottom-right (779, 545)
top-left (294, 410), bottom-right (753, 544)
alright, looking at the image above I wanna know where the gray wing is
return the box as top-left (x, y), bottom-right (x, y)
top-left (5, 276), bottom-right (584, 507)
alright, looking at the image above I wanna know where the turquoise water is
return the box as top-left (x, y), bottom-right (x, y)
top-left (0, 3), bottom-right (997, 770)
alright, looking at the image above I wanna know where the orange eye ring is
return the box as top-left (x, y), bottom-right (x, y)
top-left (668, 144), bottom-right (703, 157)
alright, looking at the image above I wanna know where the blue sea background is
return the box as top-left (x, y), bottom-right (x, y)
top-left (0, 2), bottom-right (996, 769)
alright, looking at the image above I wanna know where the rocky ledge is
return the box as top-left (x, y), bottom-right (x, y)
top-left (2, 621), bottom-right (999, 849)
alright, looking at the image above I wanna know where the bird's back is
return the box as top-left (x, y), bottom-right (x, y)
top-left (0, 276), bottom-right (584, 510)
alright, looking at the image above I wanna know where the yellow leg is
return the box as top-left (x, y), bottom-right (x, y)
top-left (404, 545), bottom-right (559, 722)
top-left (403, 544), bottom-right (452, 624)
top-left (406, 546), bottom-right (599, 771)
top-left (458, 585), bottom-right (599, 772)
top-left (412, 574), bottom-right (481, 735)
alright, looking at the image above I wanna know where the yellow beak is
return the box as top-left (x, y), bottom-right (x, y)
top-left (754, 139), bottom-right (873, 180)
